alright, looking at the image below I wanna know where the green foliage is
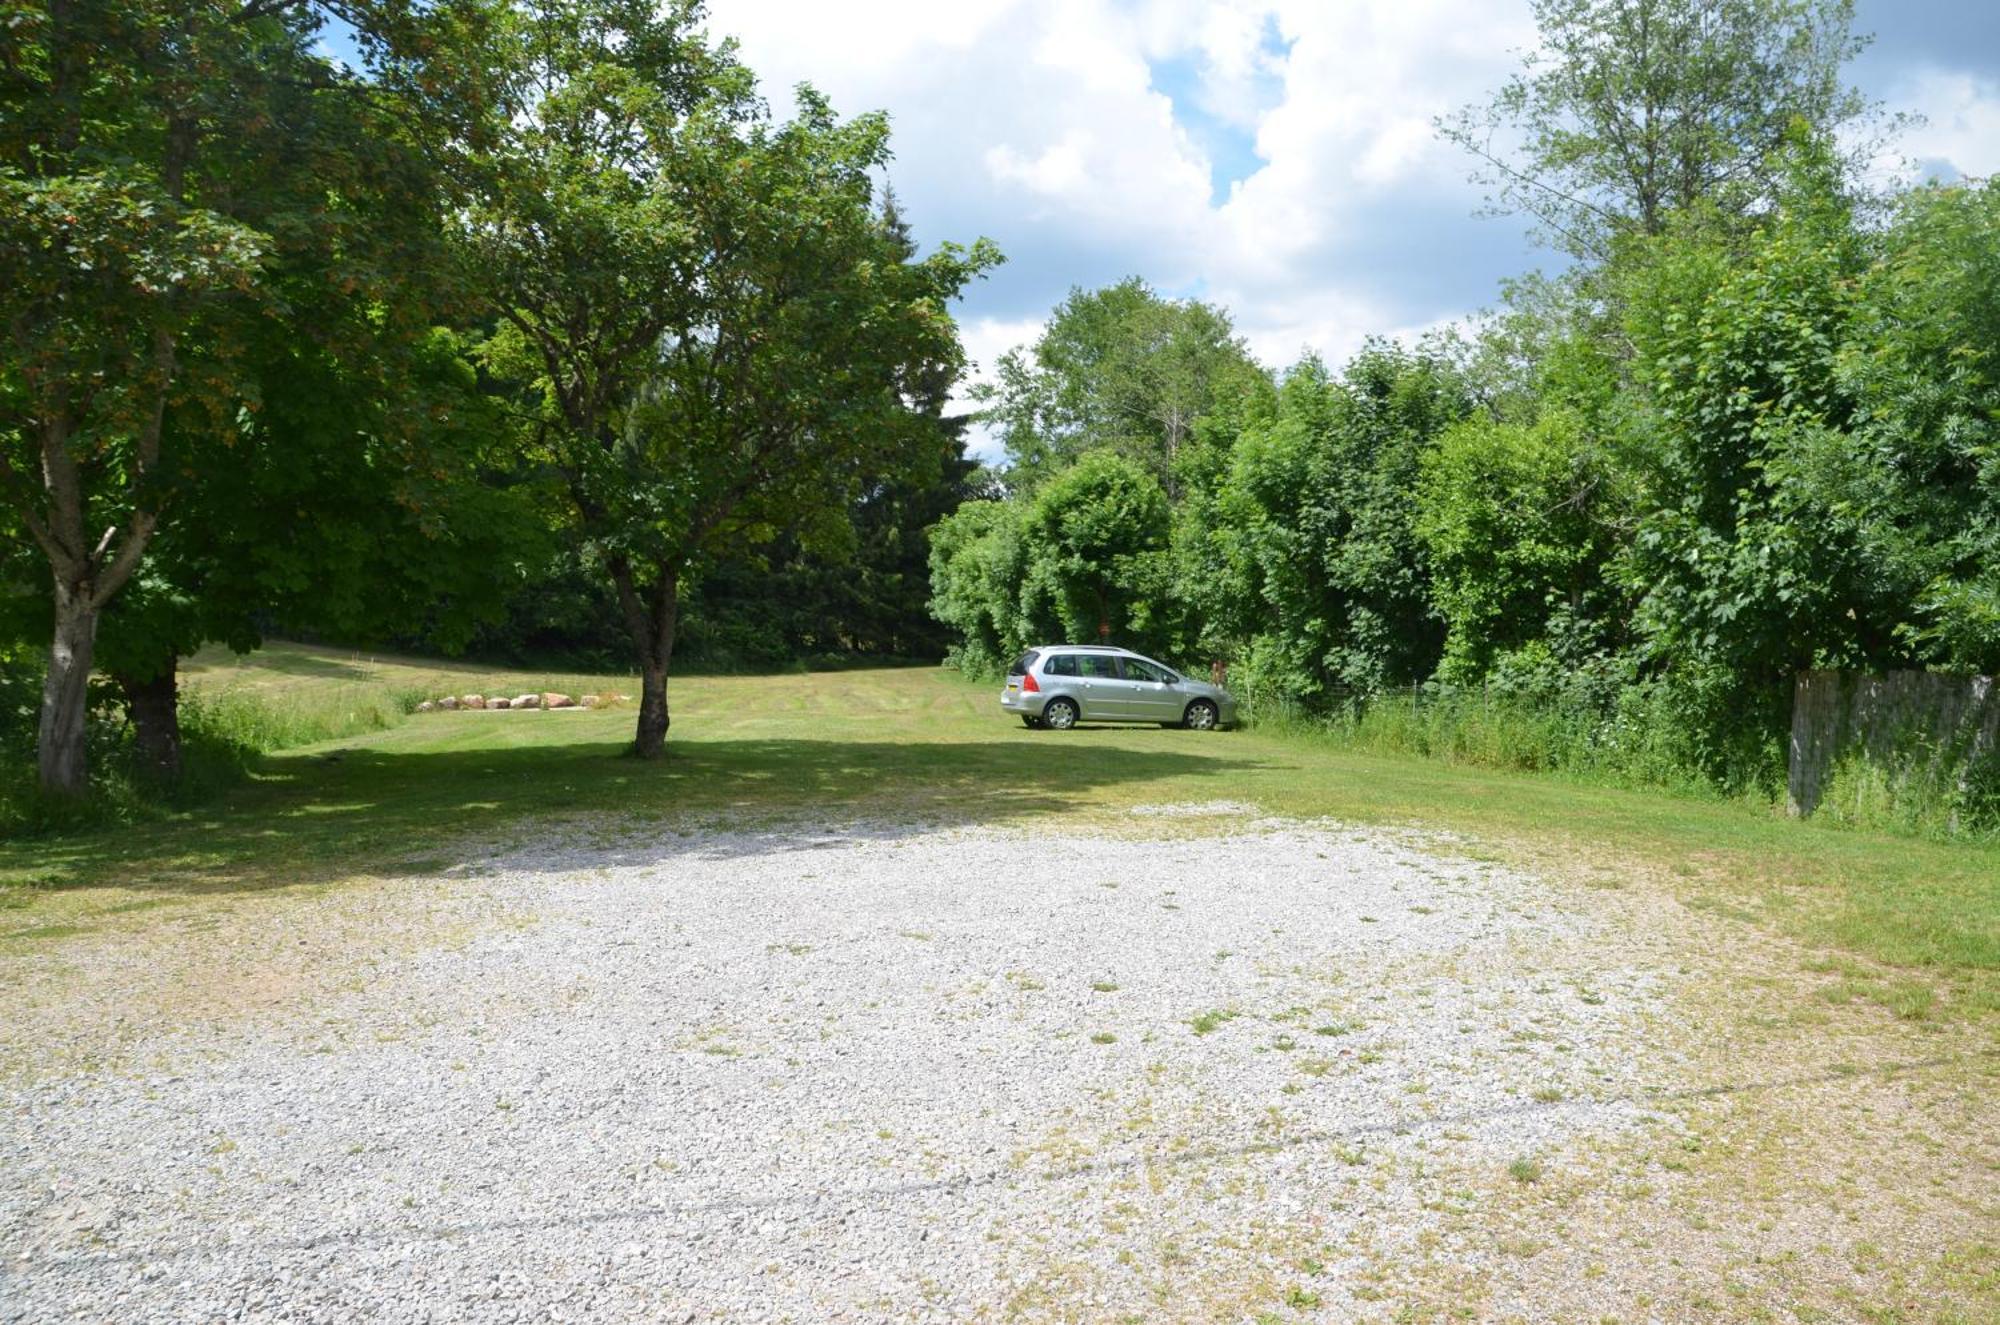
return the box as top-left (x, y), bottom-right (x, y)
top-left (0, 0), bottom-right (500, 793)
top-left (1019, 452), bottom-right (1173, 650)
top-left (928, 499), bottom-right (1028, 676)
top-left (1839, 181), bottom-right (2000, 675)
top-left (1417, 408), bottom-right (1626, 681)
top-left (1204, 343), bottom-right (1477, 700)
top-left (927, 453), bottom-right (1177, 674)
top-left (978, 277), bottom-right (1267, 493)
top-left (466, 2), bottom-right (998, 750)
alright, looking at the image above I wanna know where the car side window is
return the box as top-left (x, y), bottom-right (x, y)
top-left (1076, 654), bottom-right (1120, 679)
top-left (1044, 653), bottom-right (1076, 676)
top-left (1122, 658), bottom-right (1167, 683)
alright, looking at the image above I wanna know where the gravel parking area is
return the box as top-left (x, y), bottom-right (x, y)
top-left (0, 810), bottom-right (1724, 1321)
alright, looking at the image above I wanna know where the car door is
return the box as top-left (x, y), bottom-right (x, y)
top-left (1118, 656), bottom-right (1183, 720)
top-left (1073, 653), bottom-right (1127, 719)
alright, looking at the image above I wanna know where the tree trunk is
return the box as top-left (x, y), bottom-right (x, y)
top-left (119, 666), bottom-right (183, 781)
top-left (611, 557), bottom-right (680, 760)
top-left (38, 582), bottom-right (98, 798)
top-left (634, 658), bottom-right (670, 759)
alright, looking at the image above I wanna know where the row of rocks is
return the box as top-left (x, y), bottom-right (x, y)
top-left (415, 691), bottom-right (629, 713)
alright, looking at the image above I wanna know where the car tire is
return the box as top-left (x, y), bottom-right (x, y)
top-left (1042, 697), bottom-right (1079, 731)
top-left (1183, 699), bottom-right (1219, 731)
top-left (1021, 714), bottom-right (1043, 729)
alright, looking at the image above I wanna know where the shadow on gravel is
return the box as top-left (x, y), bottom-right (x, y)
top-left (9, 736), bottom-right (1260, 896)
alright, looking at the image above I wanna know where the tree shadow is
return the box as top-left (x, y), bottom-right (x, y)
top-left (185, 650), bottom-right (380, 682)
top-left (16, 734), bottom-right (1261, 896)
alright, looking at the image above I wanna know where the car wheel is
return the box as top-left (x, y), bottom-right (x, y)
top-left (1042, 697), bottom-right (1079, 731)
top-left (1183, 699), bottom-right (1219, 731)
top-left (1021, 714), bottom-right (1043, 729)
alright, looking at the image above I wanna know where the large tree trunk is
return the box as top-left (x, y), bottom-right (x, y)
top-left (118, 665), bottom-right (182, 781)
top-left (37, 582), bottom-right (99, 798)
top-left (610, 557), bottom-right (680, 760)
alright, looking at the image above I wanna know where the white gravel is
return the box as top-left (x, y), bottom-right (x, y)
top-left (2, 812), bottom-right (1688, 1322)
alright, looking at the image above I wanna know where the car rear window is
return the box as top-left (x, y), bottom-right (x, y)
top-left (1007, 650), bottom-right (1040, 677)
top-left (1044, 653), bottom-right (1076, 676)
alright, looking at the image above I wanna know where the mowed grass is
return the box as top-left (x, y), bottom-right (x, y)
top-left (3, 641), bottom-right (1996, 1017)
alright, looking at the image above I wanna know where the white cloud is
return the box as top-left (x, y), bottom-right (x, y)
top-left (1889, 68), bottom-right (2000, 180)
top-left (710, 0), bottom-right (2000, 419)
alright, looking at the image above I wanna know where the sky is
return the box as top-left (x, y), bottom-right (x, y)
top-left (697, 0), bottom-right (2000, 457)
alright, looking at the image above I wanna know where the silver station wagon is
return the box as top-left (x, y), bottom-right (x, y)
top-left (999, 645), bottom-right (1237, 731)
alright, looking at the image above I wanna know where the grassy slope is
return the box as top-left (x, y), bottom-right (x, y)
top-left (4, 641), bottom-right (1996, 1017)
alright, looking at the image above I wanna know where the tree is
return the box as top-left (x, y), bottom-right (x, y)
top-left (1839, 180), bottom-right (2000, 676)
top-left (978, 279), bottom-right (1264, 494)
top-left (468, 0), bottom-right (997, 756)
top-left (1440, 0), bottom-right (1888, 259)
top-left (927, 498), bottom-right (1027, 676)
top-left (1018, 451), bottom-right (1173, 649)
top-left (1416, 409), bottom-right (1626, 681)
top-left (0, 0), bottom-right (493, 796)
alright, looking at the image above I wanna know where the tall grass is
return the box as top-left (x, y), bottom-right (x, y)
top-left (180, 681), bottom-right (427, 752)
top-left (0, 673), bottom-right (427, 840)
top-left (1242, 678), bottom-right (1787, 809)
top-left (1813, 742), bottom-right (2000, 839)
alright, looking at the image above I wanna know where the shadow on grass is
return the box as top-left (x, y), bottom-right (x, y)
top-left (10, 734), bottom-right (1258, 896)
top-left (187, 649), bottom-right (382, 682)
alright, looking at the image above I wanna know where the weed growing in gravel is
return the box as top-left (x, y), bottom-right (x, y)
top-left (1531, 1086), bottom-right (1565, 1103)
top-left (1296, 1058), bottom-right (1335, 1078)
top-left (1090, 980), bottom-right (1119, 993)
top-left (1189, 1008), bottom-right (1239, 1035)
top-left (1091, 1032), bottom-right (1116, 1044)
top-left (1508, 1156), bottom-right (1544, 1183)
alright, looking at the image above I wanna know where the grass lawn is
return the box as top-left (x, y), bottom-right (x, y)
top-left (3, 641), bottom-right (1996, 1021)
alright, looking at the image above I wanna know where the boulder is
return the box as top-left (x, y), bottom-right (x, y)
top-left (461, 694), bottom-right (485, 710)
top-left (416, 701), bottom-right (436, 713)
top-left (490, 696), bottom-right (512, 710)
top-left (438, 696), bottom-right (459, 711)
top-left (579, 694), bottom-right (603, 708)
top-left (542, 692), bottom-right (575, 709)
top-left (514, 693), bottom-right (541, 710)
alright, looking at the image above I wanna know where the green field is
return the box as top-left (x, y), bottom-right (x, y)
top-left (4, 641), bottom-right (1996, 1022)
